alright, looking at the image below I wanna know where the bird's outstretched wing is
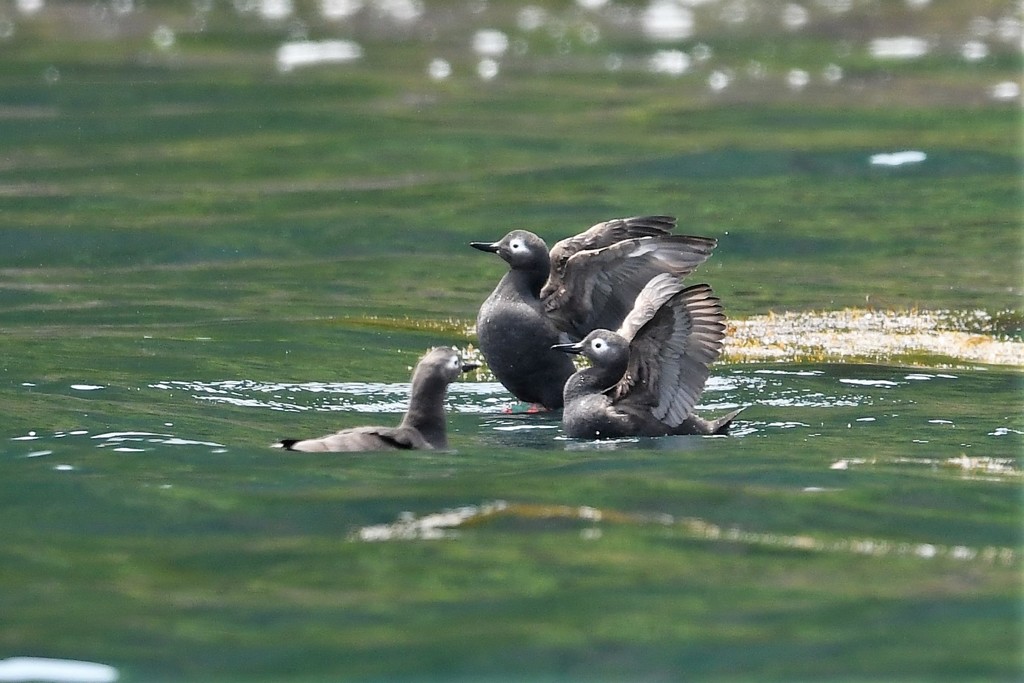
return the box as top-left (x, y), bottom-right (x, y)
top-left (615, 272), bottom-right (686, 342)
top-left (542, 233), bottom-right (717, 338)
top-left (612, 282), bottom-right (726, 428)
top-left (540, 216), bottom-right (677, 301)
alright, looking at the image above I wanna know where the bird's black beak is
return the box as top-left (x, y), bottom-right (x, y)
top-left (461, 362), bottom-right (481, 373)
top-left (469, 241), bottom-right (500, 253)
top-left (551, 342), bottom-right (583, 355)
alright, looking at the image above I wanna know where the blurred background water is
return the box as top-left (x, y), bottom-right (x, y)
top-left (0, 1), bottom-right (1021, 681)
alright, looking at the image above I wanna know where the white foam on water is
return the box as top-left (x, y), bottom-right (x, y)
top-left (870, 150), bottom-right (926, 166)
top-left (0, 657), bottom-right (118, 683)
top-left (869, 36), bottom-right (929, 59)
top-left (839, 378), bottom-right (901, 387)
top-left (276, 40), bottom-right (363, 72)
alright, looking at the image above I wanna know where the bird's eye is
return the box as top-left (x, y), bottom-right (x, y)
top-left (450, 356), bottom-right (461, 368)
top-left (510, 240), bottom-right (523, 251)
top-left (592, 339), bottom-right (605, 351)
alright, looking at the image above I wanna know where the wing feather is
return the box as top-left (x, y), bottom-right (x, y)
top-left (540, 216), bottom-right (678, 301)
top-left (543, 234), bottom-right (717, 337)
top-left (616, 273), bottom-right (685, 342)
top-left (553, 215), bottom-right (677, 258)
top-left (612, 283), bottom-right (727, 428)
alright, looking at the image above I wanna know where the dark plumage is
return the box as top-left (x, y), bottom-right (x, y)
top-left (277, 348), bottom-right (478, 452)
top-left (470, 215), bottom-right (717, 410)
top-left (552, 273), bottom-right (742, 438)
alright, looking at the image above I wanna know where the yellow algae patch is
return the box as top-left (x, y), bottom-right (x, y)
top-left (723, 309), bottom-right (1024, 367)
top-left (358, 309), bottom-right (1023, 369)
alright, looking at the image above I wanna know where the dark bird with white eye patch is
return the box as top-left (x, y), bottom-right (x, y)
top-left (276, 347), bottom-right (478, 452)
top-left (470, 215), bottom-right (718, 411)
top-left (552, 273), bottom-right (742, 439)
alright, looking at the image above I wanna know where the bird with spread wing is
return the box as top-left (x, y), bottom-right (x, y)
top-left (470, 215), bottom-right (717, 410)
top-left (552, 273), bottom-right (743, 438)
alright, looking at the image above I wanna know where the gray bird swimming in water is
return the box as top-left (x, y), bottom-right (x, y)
top-left (277, 347), bottom-right (478, 452)
top-left (470, 216), bottom-right (717, 410)
top-left (552, 273), bottom-right (742, 438)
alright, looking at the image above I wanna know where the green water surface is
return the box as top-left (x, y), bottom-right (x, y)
top-left (0, 2), bottom-right (1021, 681)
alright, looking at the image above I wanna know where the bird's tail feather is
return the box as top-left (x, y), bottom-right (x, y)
top-left (710, 407), bottom-right (745, 435)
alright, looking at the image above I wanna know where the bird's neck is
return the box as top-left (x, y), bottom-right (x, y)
top-left (506, 257), bottom-right (550, 297)
top-left (563, 363), bottom-right (626, 403)
top-left (400, 374), bottom-right (448, 448)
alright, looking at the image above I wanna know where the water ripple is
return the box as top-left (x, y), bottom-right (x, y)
top-left (8, 429), bottom-right (227, 455)
top-left (351, 499), bottom-right (1019, 567)
top-left (150, 379), bottom-right (510, 414)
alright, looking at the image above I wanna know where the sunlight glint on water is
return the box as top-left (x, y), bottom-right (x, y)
top-left (132, 365), bottom-right (1024, 466)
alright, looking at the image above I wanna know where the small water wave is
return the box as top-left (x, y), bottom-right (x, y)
top-left (724, 371), bottom-right (875, 408)
top-left (351, 500), bottom-right (1019, 567)
top-left (752, 369), bottom-right (825, 377)
top-left (560, 436), bottom-right (643, 450)
top-left (758, 394), bottom-right (861, 408)
top-left (141, 365), bottom-right (1020, 451)
top-left (762, 421), bottom-right (811, 429)
top-left (92, 431), bottom-right (227, 452)
top-left (830, 454), bottom-right (1020, 479)
top-left (8, 428), bottom-right (227, 455)
top-left (492, 424), bottom-right (560, 433)
top-left (839, 378), bottom-right (901, 387)
top-left (150, 379), bottom-right (510, 414)
top-left (904, 372), bottom-right (958, 381)
top-left (69, 384), bottom-right (104, 391)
